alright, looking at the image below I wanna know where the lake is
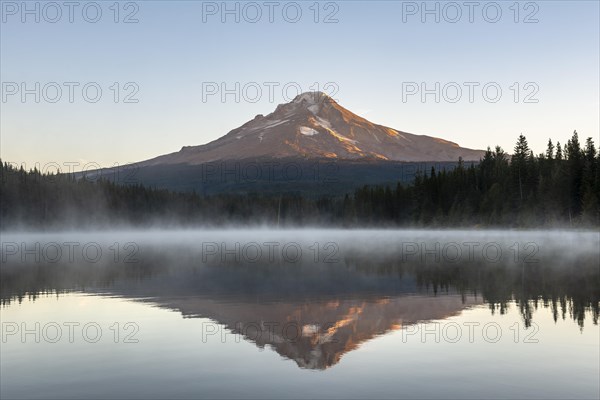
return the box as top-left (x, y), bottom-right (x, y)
top-left (1, 230), bottom-right (599, 399)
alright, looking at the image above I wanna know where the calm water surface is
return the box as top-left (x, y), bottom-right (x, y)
top-left (1, 230), bottom-right (598, 399)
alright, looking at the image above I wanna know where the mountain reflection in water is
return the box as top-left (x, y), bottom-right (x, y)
top-left (1, 230), bottom-right (598, 370)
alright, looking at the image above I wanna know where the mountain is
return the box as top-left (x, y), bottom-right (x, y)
top-left (139, 92), bottom-right (484, 166)
top-left (88, 92), bottom-right (485, 195)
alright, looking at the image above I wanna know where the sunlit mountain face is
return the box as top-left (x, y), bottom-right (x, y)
top-left (136, 92), bottom-right (485, 165)
top-left (2, 231), bottom-right (598, 371)
top-left (79, 92), bottom-right (486, 196)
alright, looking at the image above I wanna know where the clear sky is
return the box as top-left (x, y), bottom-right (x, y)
top-left (1, 0), bottom-right (599, 169)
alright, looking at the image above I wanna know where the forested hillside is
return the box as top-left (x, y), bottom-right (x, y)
top-left (1, 132), bottom-right (598, 229)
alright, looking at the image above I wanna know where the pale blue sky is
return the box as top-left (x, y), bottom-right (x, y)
top-left (1, 0), bottom-right (599, 168)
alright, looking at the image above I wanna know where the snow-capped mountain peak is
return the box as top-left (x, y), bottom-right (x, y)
top-left (140, 92), bottom-right (484, 166)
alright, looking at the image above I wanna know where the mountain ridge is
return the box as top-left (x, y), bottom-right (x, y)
top-left (138, 91), bottom-right (485, 166)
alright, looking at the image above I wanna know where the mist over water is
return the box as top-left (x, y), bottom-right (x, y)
top-left (2, 228), bottom-right (598, 267)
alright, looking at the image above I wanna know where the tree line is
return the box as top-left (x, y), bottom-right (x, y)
top-left (1, 131), bottom-right (598, 228)
top-left (352, 131), bottom-right (599, 227)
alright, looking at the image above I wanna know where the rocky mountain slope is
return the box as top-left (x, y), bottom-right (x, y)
top-left (139, 92), bottom-right (484, 165)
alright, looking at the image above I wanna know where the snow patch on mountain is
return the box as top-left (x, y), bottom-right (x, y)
top-left (241, 118), bottom-right (289, 133)
top-left (309, 115), bottom-right (355, 144)
top-left (308, 104), bottom-right (320, 115)
top-left (260, 119), bottom-right (288, 130)
top-left (313, 116), bottom-right (332, 129)
top-left (299, 126), bottom-right (319, 136)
